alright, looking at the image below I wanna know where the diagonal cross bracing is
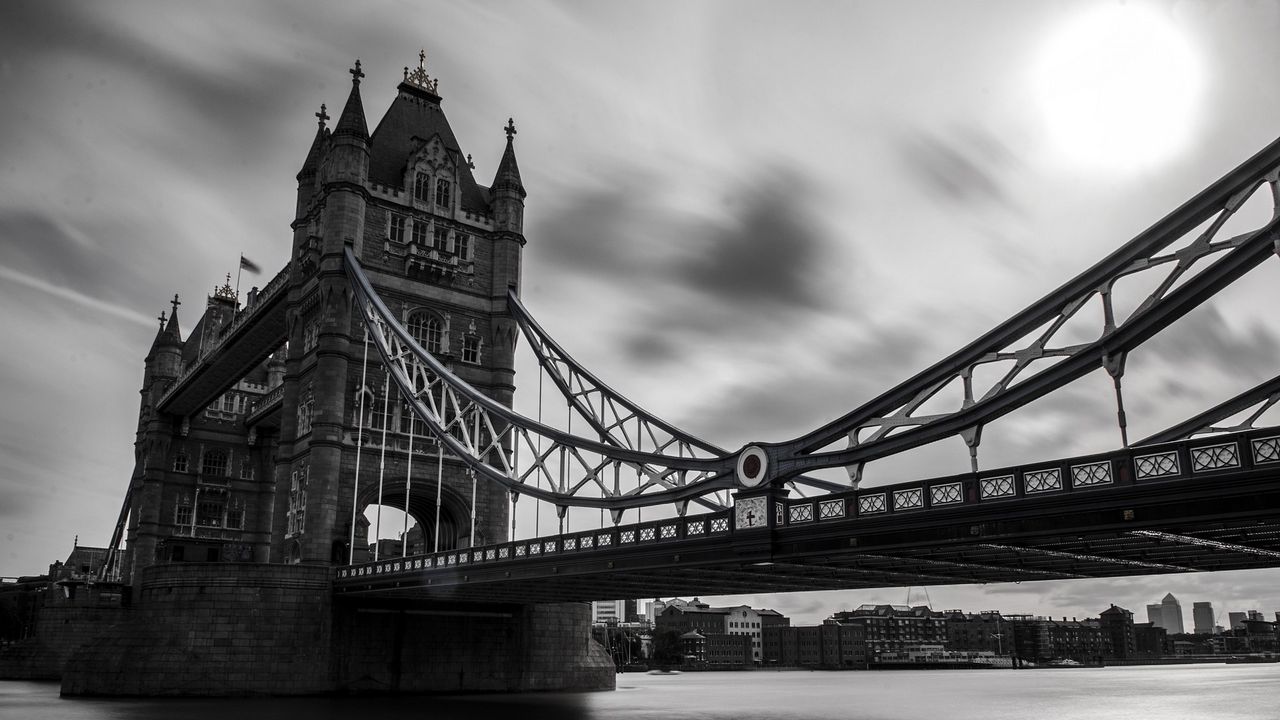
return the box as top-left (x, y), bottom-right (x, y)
top-left (1138, 374), bottom-right (1280, 444)
top-left (774, 143), bottom-right (1280, 478)
top-left (978, 543), bottom-right (1198, 573)
top-left (1127, 530), bottom-right (1280, 560)
top-left (507, 290), bottom-right (847, 497)
top-left (345, 248), bottom-right (740, 510)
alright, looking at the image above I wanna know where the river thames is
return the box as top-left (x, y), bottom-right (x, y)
top-left (3, 664), bottom-right (1277, 720)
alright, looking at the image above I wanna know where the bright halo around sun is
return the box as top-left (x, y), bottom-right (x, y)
top-left (1034, 3), bottom-right (1203, 173)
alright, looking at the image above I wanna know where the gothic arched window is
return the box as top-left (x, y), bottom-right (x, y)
top-left (414, 171), bottom-right (430, 202)
top-left (407, 311), bottom-right (443, 354)
top-left (201, 448), bottom-right (228, 477)
top-left (435, 178), bottom-right (451, 208)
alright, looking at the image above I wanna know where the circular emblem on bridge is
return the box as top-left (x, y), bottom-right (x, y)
top-left (736, 445), bottom-right (769, 488)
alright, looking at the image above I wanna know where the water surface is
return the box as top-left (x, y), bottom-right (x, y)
top-left (3, 664), bottom-right (1277, 720)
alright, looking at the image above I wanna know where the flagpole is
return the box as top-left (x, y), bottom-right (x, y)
top-left (235, 254), bottom-right (243, 309)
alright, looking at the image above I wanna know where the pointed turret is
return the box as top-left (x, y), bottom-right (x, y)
top-left (147, 294), bottom-right (183, 360)
top-left (333, 61), bottom-right (369, 141)
top-left (296, 104), bottom-right (330, 221)
top-left (162, 294), bottom-right (183, 344)
top-left (298, 104), bottom-right (329, 181)
top-left (491, 118), bottom-right (526, 234)
top-left (492, 118), bottom-right (526, 197)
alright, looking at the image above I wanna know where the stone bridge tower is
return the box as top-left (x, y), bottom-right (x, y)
top-left (279, 56), bottom-right (526, 565)
top-left (60, 56), bottom-right (612, 697)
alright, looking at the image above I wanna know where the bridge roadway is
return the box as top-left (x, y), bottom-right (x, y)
top-left (335, 427), bottom-right (1280, 603)
top-left (157, 264), bottom-right (290, 417)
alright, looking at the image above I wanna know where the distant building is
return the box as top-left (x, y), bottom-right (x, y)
top-left (1228, 612), bottom-right (1247, 631)
top-left (1147, 594), bottom-right (1184, 634)
top-left (1160, 594), bottom-right (1185, 634)
top-left (366, 538), bottom-right (403, 559)
top-left (720, 605), bottom-right (764, 662)
top-left (939, 610), bottom-right (1013, 655)
top-left (674, 629), bottom-right (751, 668)
top-left (831, 604), bottom-right (946, 661)
top-left (1133, 622), bottom-right (1167, 656)
top-left (1192, 602), bottom-right (1215, 635)
top-left (766, 621), bottom-right (866, 668)
top-left (653, 599), bottom-right (779, 666)
top-left (592, 600), bottom-right (625, 625)
top-left (1099, 605), bottom-right (1136, 659)
top-left (1010, 616), bottom-right (1106, 664)
top-left (1146, 603), bottom-right (1163, 627)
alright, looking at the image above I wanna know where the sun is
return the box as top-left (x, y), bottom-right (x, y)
top-left (1034, 3), bottom-right (1204, 173)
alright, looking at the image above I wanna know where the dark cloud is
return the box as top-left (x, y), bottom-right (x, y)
top-left (898, 126), bottom-right (1015, 207)
top-left (623, 331), bottom-right (681, 365)
top-left (677, 170), bottom-right (828, 313)
top-left (530, 185), bottom-right (657, 277)
top-left (1144, 304), bottom-right (1280, 374)
top-left (533, 163), bottom-right (847, 373)
top-left (676, 321), bottom-right (937, 448)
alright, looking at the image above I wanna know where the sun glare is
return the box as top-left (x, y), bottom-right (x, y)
top-left (1034, 4), bottom-right (1203, 173)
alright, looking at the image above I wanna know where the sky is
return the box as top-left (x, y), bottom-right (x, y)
top-left (2, 0), bottom-right (1280, 628)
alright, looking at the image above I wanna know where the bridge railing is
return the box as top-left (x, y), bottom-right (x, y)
top-left (244, 383), bottom-right (285, 425)
top-left (335, 428), bottom-right (1280, 584)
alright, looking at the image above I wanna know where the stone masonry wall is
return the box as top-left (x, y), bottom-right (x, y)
top-left (332, 600), bottom-right (615, 693)
top-left (61, 563), bottom-right (332, 696)
top-left (0, 585), bottom-right (128, 680)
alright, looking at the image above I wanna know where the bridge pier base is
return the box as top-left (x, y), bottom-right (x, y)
top-left (332, 599), bottom-right (615, 693)
top-left (58, 563), bottom-right (614, 696)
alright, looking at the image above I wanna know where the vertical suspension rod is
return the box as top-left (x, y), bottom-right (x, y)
top-left (433, 441), bottom-right (443, 554)
top-left (348, 326), bottom-right (369, 564)
top-left (470, 407), bottom-right (479, 548)
top-left (375, 374), bottom-right (391, 561)
top-left (403, 394), bottom-right (415, 558)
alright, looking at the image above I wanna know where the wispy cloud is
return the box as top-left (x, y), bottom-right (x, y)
top-left (0, 265), bottom-right (156, 329)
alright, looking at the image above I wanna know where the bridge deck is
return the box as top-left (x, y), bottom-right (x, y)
top-left (157, 265), bottom-right (290, 416)
top-left (334, 428), bottom-right (1280, 603)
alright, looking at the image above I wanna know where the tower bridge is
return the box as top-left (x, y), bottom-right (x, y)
top-left (33, 53), bottom-right (1280, 695)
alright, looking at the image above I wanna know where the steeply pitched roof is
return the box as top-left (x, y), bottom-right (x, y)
top-left (367, 83), bottom-right (490, 212)
top-left (333, 71), bottom-right (368, 140)
top-left (298, 124), bottom-right (329, 179)
top-left (491, 123), bottom-right (525, 198)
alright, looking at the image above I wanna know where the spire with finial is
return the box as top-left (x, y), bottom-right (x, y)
top-left (492, 116), bottom-right (526, 199)
top-left (299, 104), bottom-right (330, 180)
top-left (148, 293), bottom-right (182, 344)
top-left (403, 48), bottom-right (440, 96)
top-left (333, 59), bottom-right (369, 139)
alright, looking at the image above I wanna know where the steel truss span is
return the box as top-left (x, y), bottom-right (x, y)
top-left (346, 134), bottom-right (1280, 512)
top-left (334, 427), bottom-right (1280, 602)
top-left (346, 247), bottom-right (739, 512)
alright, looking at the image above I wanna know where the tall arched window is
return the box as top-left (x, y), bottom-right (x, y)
top-left (201, 448), bottom-right (228, 477)
top-left (414, 171), bottom-right (430, 202)
top-left (407, 311), bottom-right (443, 354)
